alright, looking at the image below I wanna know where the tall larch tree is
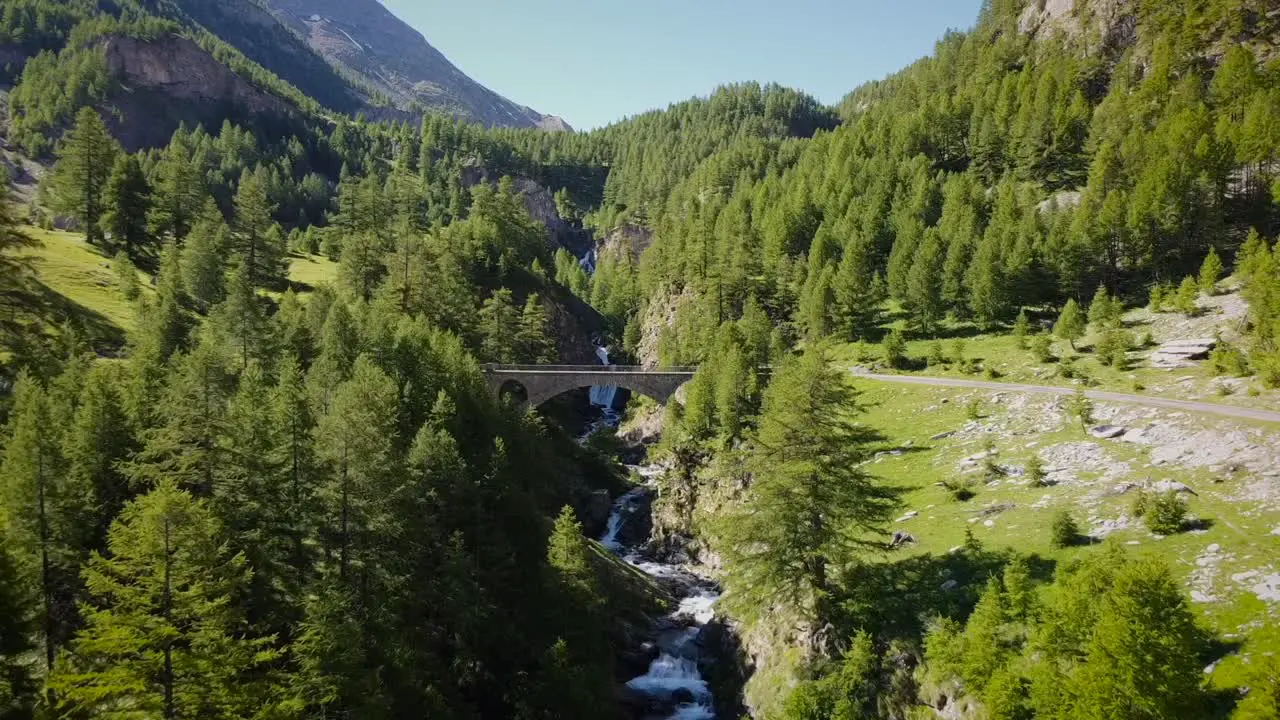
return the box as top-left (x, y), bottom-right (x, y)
top-left (517, 293), bottom-right (556, 364)
top-left (716, 346), bottom-right (896, 626)
top-left (0, 374), bottom-right (90, 672)
top-left (100, 153), bottom-right (151, 259)
top-left (232, 169), bottom-right (285, 290)
top-left (0, 534), bottom-right (35, 716)
top-left (48, 481), bottom-right (288, 720)
top-left (315, 356), bottom-right (402, 590)
top-left (47, 107), bottom-right (117, 246)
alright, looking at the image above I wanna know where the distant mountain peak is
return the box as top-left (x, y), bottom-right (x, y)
top-left (261, 0), bottom-right (569, 131)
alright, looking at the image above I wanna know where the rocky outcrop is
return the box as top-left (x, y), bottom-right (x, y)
top-left (602, 224), bottom-right (655, 263)
top-left (261, 0), bottom-right (567, 130)
top-left (637, 285), bottom-right (699, 368)
top-left (538, 282), bottom-right (606, 365)
top-left (1150, 338), bottom-right (1217, 369)
top-left (1018, 0), bottom-right (1138, 57)
top-left (459, 160), bottom-right (594, 258)
top-left (101, 35), bottom-right (296, 150)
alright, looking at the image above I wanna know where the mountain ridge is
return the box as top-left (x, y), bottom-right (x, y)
top-left (260, 0), bottom-right (571, 131)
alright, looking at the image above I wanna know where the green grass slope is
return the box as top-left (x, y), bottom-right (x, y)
top-left (850, 378), bottom-right (1280, 693)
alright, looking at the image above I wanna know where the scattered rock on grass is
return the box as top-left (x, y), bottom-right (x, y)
top-left (1151, 480), bottom-right (1197, 496)
top-left (1089, 425), bottom-right (1127, 439)
top-left (890, 532), bottom-right (916, 548)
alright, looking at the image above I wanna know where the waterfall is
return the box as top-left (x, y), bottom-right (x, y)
top-left (599, 473), bottom-right (721, 719)
top-left (589, 344), bottom-right (621, 413)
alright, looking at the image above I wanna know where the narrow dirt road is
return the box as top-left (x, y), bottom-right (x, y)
top-left (848, 371), bottom-right (1280, 425)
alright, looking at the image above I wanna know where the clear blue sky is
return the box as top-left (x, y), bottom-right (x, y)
top-left (382, 0), bottom-right (985, 130)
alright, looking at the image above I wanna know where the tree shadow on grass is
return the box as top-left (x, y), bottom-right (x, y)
top-left (1183, 517), bottom-right (1216, 533)
top-left (31, 282), bottom-right (127, 351)
top-left (833, 547), bottom-right (1057, 641)
top-left (1202, 636), bottom-right (1246, 719)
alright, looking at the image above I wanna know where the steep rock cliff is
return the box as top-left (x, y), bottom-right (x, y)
top-left (261, 0), bottom-right (570, 130)
top-left (100, 34), bottom-right (298, 150)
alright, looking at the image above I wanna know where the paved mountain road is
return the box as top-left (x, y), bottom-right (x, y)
top-left (848, 371), bottom-right (1280, 425)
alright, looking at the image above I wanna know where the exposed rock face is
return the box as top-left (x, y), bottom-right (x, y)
top-left (459, 160), bottom-right (594, 257)
top-left (602, 224), bottom-right (655, 263)
top-left (1150, 338), bottom-right (1217, 369)
top-left (1018, 0), bottom-right (1138, 56)
top-left (637, 285), bottom-right (699, 368)
top-left (539, 284), bottom-right (606, 365)
top-left (165, 0), bottom-right (363, 113)
top-left (101, 35), bottom-right (296, 150)
top-left (261, 0), bottom-right (568, 130)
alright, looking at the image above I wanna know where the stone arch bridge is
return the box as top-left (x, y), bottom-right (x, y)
top-left (482, 365), bottom-right (698, 408)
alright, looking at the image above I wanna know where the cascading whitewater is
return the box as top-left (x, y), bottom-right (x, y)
top-left (600, 478), bottom-right (720, 720)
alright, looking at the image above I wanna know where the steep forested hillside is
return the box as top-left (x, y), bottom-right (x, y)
top-left (0, 84), bottom-right (644, 720)
top-left (0, 0), bottom-right (562, 156)
top-left (584, 0), bottom-right (1280, 381)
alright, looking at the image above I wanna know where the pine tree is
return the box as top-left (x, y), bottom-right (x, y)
top-left (679, 364), bottom-right (718, 441)
top-left (905, 230), bottom-right (946, 334)
top-left (315, 356), bottom-right (401, 589)
top-left (1068, 388), bottom-right (1094, 432)
top-left (0, 535), bottom-right (35, 716)
top-left (517, 293), bottom-right (556, 364)
top-left (181, 205), bottom-right (230, 313)
top-left (717, 346), bottom-right (895, 625)
top-left (479, 289), bottom-right (520, 364)
top-left (0, 183), bottom-right (40, 345)
top-left (0, 373), bottom-right (89, 671)
top-left (714, 341), bottom-right (753, 442)
top-left (232, 169), bottom-right (285, 290)
top-left (213, 363), bottom-right (294, 631)
top-left (148, 129), bottom-right (207, 241)
top-left (1002, 557), bottom-right (1034, 623)
top-left (100, 153), bottom-right (151, 258)
top-left (1199, 247), bottom-right (1223, 294)
top-left (1070, 559), bottom-right (1207, 720)
top-left (1054, 299), bottom-right (1086, 351)
top-left (126, 341), bottom-right (232, 495)
top-left (833, 239), bottom-right (884, 340)
top-left (48, 480), bottom-right (287, 720)
top-left (1088, 285), bottom-right (1123, 330)
top-left (959, 578), bottom-right (1009, 689)
top-left (968, 233), bottom-right (1010, 329)
top-left (1013, 309), bottom-right (1031, 349)
top-left (274, 357), bottom-right (319, 590)
top-left (547, 506), bottom-right (599, 609)
top-left (47, 107), bottom-right (117, 245)
top-left (882, 328), bottom-right (908, 369)
top-left (799, 265), bottom-right (836, 339)
top-left (308, 301), bottom-right (361, 415)
top-left (63, 363), bottom-right (136, 553)
top-left (338, 232), bottom-right (387, 302)
top-left (1174, 276), bottom-right (1200, 316)
top-left (210, 262), bottom-right (270, 372)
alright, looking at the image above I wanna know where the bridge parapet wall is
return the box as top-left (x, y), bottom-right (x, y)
top-left (482, 365), bottom-right (697, 408)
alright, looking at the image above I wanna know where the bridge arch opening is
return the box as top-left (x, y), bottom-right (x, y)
top-left (497, 379), bottom-right (529, 407)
